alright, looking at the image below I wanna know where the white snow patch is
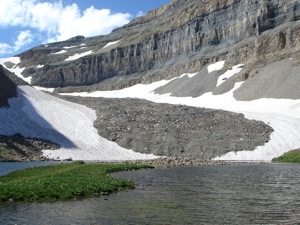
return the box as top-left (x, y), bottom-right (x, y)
top-left (65, 50), bottom-right (93, 61)
top-left (0, 57), bottom-right (31, 84)
top-left (0, 56), bottom-right (21, 65)
top-left (207, 61), bottom-right (225, 73)
top-left (0, 86), bottom-right (159, 161)
top-left (60, 79), bottom-right (171, 99)
top-left (179, 72), bottom-right (198, 78)
top-left (52, 50), bottom-right (67, 55)
top-left (102, 40), bottom-right (121, 49)
top-left (187, 73), bottom-right (198, 78)
top-left (34, 86), bottom-right (55, 92)
top-left (37, 65), bottom-right (44, 68)
top-left (62, 62), bottom-right (300, 161)
top-left (217, 64), bottom-right (244, 87)
top-left (63, 46), bottom-right (77, 49)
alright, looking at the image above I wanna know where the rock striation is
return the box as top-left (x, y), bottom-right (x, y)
top-left (16, 0), bottom-right (300, 96)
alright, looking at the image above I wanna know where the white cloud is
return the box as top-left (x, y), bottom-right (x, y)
top-left (0, 0), bottom-right (131, 45)
top-left (0, 43), bottom-right (13, 55)
top-left (0, 0), bottom-right (31, 26)
top-left (14, 30), bottom-right (33, 51)
top-left (137, 11), bottom-right (145, 17)
top-left (0, 30), bottom-right (33, 55)
top-left (29, 1), bottom-right (64, 33)
top-left (52, 5), bottom-right (131, 42)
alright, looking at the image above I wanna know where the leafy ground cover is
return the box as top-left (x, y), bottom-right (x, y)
top-left (0, 161), bottom-right (153, 202)
top-left (272, 149), bottom-right (300, 163)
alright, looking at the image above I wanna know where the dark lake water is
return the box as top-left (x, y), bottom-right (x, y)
top-left (0, 161), bottom-right (66, 176)
top-left (1, 162), bottom-right (300, 224)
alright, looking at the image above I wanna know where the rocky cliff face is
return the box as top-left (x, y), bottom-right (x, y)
top-left (17, 0), bottom-right (300, 92)
top-left (0, 65), bottom-right (27, 107)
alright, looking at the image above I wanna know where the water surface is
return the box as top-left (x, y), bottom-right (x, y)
top-left (1, 163), bottom-right (300, 224)
top-left (0, 161), bottom-right (66, 176)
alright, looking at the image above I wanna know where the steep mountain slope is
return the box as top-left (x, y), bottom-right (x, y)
top-left (0, 65), bottom-right (26, 107)
top-left (0, 66), bottom-right (59, 161)
top-left (0, 66), bottom-right (158, 161)
top-left (61, 62), bottom-right (300, 160)
top-left (0, 64), bottom-right (274, 161)
top-left (4, 0), bottom-right (299, 100)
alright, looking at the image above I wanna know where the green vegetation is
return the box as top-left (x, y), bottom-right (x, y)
top-left (0, 161), bottom-right (153, 202)
top-left (272, 149), bottom-right (300, 163)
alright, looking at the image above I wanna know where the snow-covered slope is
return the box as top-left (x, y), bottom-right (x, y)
top-left (0, 86), bottom-right (158, 161)
top-left (61, 61), bottom-right (300, 161)
top-left (0, 57), bottom-right (31, 84)
top-left (1, 55), bottom-right (300, 161)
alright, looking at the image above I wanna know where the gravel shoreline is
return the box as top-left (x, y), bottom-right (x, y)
top-left (124, 157), bottom-right (268, 168)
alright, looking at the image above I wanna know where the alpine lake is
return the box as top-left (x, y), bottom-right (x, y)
top-left (0, 162), bottom-right (300, 224)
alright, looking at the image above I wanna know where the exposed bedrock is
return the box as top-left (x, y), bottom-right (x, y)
top-left (0, 65), bottom-right (27, 107)
top-left (0, 134), bottom-right (59, 162)
top-left (18, 0), bottom-right (300, 93)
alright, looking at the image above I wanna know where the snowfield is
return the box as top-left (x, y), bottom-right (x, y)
top-left (102, 40), bottom-right (121, 49)
top-left (0, 57), bottom-right (31, 84)
top-left (1, 57), bottom-right (300, 161)
top-left (0, 86), bottom-right (159, 161)
top-left (52, 50), bottom-right (68, 55)
top-left (216, 64), bottom-right (244, 87)
top-left (64, 50), bottom-right (93, 61)
top-left (207, 60), bottom-right (225, 73)
top-left (62, 61), bottom-right (300, 161)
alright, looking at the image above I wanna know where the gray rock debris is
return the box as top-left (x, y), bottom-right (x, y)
top-left (60, 95), bottom-right (273, 160)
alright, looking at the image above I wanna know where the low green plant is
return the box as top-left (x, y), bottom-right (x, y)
top-left (272, 149), bottom-right (300, 163)
top-left (0, 161), bottom-right (153, 202)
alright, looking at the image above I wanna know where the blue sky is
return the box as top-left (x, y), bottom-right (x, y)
top-left (0, 0), bottom-right (170, 58)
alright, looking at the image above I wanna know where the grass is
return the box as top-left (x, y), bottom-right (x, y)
top-left (272, 149), bottom-right (300, 163)
top-left (0, 161), bottom-right (153, 202)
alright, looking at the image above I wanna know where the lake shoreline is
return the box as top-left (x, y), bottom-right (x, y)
top-left (0, 156), bottom-right (269, 167)
top-left (124, 156), bottom-right (269, 168)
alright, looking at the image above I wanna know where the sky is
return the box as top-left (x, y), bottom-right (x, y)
top-left (0, 0), bottom-right (170, 58)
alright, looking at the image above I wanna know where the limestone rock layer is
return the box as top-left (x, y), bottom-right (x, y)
top-left (18, 0), bottom-right (300, 92)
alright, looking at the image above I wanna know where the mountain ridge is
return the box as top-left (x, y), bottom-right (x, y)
top-left (12, 0), bottom-right (300, 99)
